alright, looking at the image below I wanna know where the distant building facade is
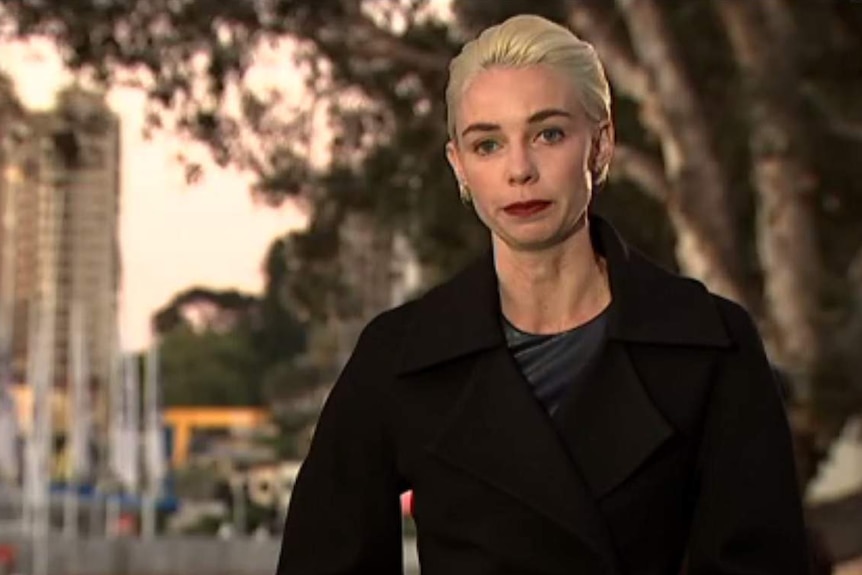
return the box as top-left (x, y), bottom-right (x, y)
top-left (0, 87), bottom-right (121, 425)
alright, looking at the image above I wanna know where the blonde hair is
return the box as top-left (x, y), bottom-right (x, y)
top-left (446, 15), bottom-right (612, 182)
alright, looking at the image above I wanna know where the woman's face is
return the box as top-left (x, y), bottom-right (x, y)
top-left (446, 64), bottom-right (612, 253)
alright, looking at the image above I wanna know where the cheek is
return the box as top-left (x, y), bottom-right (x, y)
top-left (462, 162), bottom-right (502, 200)
top-left (469, 201), bottom-right (497, 233)
top-left (469, 188), bottom-right (494, 217)
top-left (542, 152), bottom-right (591, 187)
top-left (462, 158), bottom-right (495, 182)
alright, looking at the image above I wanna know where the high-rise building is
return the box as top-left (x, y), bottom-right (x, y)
top-left (0, 76), bottom-right (29, 384)
top-left (0, 74), bottom-right (30, 480)
top-left (0, 87), bottom-right (121, 423)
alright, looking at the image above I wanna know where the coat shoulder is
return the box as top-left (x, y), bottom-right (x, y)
top-left (708, 294), bottom-right (764, 352)
top-left (356, 298), bottom-right (419, 359)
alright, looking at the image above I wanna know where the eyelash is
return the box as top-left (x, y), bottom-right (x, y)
top-left (471, 128), bottom-right (566, 155)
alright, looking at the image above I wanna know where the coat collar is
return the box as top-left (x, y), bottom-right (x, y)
top-left (397, 215), bottom-right (730, 375)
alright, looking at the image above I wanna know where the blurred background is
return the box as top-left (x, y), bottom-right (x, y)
top-left (0, 0), bottom-right (860, 574)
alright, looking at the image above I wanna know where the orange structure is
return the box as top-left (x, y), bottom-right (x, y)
top-left (162, 407), bottom-right (270, 467)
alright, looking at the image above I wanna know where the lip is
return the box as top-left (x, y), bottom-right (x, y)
top-left (503, 200), bottom-right (552, 217)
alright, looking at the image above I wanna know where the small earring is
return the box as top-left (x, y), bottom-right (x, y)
top-left (590, 165), bottom-right (605, 190)
top-left (459, 182), bottom-right (472, 204)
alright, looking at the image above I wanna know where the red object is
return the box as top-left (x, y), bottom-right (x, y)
top-left (117, 513), bottom-right (137, 536)
top-left (400, 490), bottom-right (414, 516)
top-left (0, 544), bottom-right (16, 566)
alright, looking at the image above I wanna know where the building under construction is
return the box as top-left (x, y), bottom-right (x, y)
top-left (0, 87), bottom-right (121, 437)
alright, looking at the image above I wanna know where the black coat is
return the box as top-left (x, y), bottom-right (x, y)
top-left (276, 217), bottom-right (809, 575)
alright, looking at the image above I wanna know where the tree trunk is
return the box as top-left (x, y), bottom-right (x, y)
top-left (715, 0), bottom-right (822, 401)
top-left (610, 0), bottom-right (753, 310)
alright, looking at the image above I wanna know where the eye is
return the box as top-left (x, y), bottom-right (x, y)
top-left (473, 139), bottom-right (501, 155)
top-left (537, 127), bottom-right (565, 144)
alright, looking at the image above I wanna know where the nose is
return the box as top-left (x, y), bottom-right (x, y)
top-left (506, 142), bottom-right (538, 186)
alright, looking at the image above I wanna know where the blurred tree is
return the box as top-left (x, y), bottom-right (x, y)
top-left (151, 255), bottom-right (318, 452)
top-left (153, 270), bottom-right (308, 408)
top-left (571, 0), bottom-right (862, 447)
top-left (251, 239), bottom-right (308, 365)
top-left (6, 0), bottom-right (862, 451)
top-left (159, 325), bottom-right (264, 406)
top-left (152, 288), bottom-right (259, 335)
top-left (260, 361), bottom-right (326, 459)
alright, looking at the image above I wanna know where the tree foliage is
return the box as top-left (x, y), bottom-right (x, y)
top-left (152, 256), bottom-right (309, 407)
top-left (5, 0), bottom-right (862, 443)
top-left (159, 324), bottom-right (265, 406)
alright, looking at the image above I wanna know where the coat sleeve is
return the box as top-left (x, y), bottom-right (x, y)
top-left (686, 299), bottom-right (810, 574)
top-left (276, 317), bottom-right (405, 575)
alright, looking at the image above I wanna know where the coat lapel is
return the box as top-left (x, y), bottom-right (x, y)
top-left (546, 218), bottom-right (730, 498)
top-left (552, 340), bottom-right (674, 498)
top-left (427, 345), bottom-right (620, 571)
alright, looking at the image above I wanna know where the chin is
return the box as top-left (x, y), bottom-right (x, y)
top-left (496, 231), bottom-right (564, 253)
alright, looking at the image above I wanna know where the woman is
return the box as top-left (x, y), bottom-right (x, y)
top-left (276, 14), bottom-right (809, 574)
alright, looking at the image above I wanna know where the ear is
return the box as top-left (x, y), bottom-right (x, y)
top-left (589, 121), bottom-right (615, 178)
top-left (445, 139), bottom-right (466, 185)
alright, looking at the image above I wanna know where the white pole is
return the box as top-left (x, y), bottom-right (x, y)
top-left (142, 338), bottom-right (164, 538)
top-left (21, 283), bottom-right (42, 536)
top-left (124, 354), bottom-right (140, 493)
top-left (64, 299), bottom-right (90, 538)
top-left (104, 330), bottom-right (123, 538)
top-left (32, 314), bottom-right (54, 575)
top-left (106, 354), bottom-right (140, 537)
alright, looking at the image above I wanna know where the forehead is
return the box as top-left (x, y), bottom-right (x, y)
top-left (457, 64), bottom-right (583, 127)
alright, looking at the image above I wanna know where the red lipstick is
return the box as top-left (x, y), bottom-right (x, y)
top-left (503, 200), bottom-right (552, 217)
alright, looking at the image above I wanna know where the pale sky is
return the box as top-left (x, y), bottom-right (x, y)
top-left (0, 0), bottom-right (454, 352)
top-left (0, 39), bottom-right (308, 351)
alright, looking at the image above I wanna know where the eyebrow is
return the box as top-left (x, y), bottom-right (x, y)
top-left (460, 108), bottom-right (573, 138)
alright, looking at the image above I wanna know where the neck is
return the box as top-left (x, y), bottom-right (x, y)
top-left (495, 219), bottom-right (610, 334)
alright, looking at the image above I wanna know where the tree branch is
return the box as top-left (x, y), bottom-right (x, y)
top-left (717, 0), bottom-right (823, 390)
top-left (800, 82), bottom-right (862, 144)
top-left (565, 0), bottom-right (651, 101)
top-left (613, 0), bottom-right (750, 308)
top-left (317, 17), bottom-right (450, 74)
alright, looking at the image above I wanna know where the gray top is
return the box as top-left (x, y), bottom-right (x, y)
top-left (502, 307), bottom-right (609, 415)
